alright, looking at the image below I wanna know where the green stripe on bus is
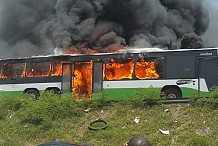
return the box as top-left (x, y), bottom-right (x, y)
top-left (92, 87), bottom-right (212, 100)
top-left (92, 88), bottom-right (161, 100)
top-left (0, 87), bottom-right (212, 100)
top-left (181, 87), bottom-right (211, 98)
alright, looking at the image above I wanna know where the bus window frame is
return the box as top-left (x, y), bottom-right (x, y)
top-left (104, 57), bottom-right (134, 81)
top-left (26, 61), bottom-right (52, 77)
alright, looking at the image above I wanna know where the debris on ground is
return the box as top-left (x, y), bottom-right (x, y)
top-left (159, 129), bottom-right (170, 135)
top-left (134, 117), bottom-right (140, 124)
top-left (84, 108), bottom-right (92, 113)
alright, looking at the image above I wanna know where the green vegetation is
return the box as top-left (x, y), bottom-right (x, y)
top-left (1, 90), bottom-right (218, 146)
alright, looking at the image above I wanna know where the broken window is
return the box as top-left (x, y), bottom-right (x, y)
top-left (2, 63), bottom-right (26, 78)
top-left (26, 62), bottom-right (51, 77)
top-left (135, 57), bottom-right (161, 79)
top-left (105, 58), bottom-right (134, 80)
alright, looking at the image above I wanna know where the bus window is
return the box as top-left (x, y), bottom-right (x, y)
top-left (105, 58), bottom-right (134, 80)
top-left (26, 62), bottom-right (51, 77)
top-left (135, 57), bottom-right (160, 79)
top-left (52, 62), bottom-right (62, 76)
top-left (166, 56), bottom-right (195, 78)
top-left (154, 58), bottom-right (164, 78)
top-left (1, 63), bottom-right (25, 78)
top-left (13, 63), bottom-right (26, 78)
top-left (2, 63), bottom-right (13, 78)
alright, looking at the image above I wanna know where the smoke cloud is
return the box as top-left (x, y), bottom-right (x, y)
top-left (0, 0), bottom-right (210, 58)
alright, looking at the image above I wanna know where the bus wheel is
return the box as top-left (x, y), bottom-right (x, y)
top-left (46, 88), bottom-right (61, 95)
top-left (164, 88), bottom-right (181, 99)
top-left (26, 89), bottom-right (40, 100)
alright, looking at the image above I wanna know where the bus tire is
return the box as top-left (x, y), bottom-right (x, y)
top-left (164, 88), bottom-right (181, 99)
top-left (46, 88), bottom-right (61, 95)
top-left (25, 89), bottom-right (40, 100)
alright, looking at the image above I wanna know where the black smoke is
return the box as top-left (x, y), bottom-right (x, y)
top-left (0, 0), bottom-right (209, 58)
top-left (180, 33), bottom-right (203, 49)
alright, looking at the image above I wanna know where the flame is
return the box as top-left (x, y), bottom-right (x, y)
top-left (105, 58), bottom-right (134, 80)
top-left (105, 57), bottom-right (159, 80)
top-left (64, 48), bottom-right (98, 54)
top-left (52, 62), bottom-right (62, 76)
top-left (135, 58), bottom-right (159, 79)
top-left (26, 63), bottom-right (50, 77)
top-left (51, 62), bottom-right (70, 76)
top-left (72, 61), bottom-right (92, 99)
top-left (1, 63), bottom-right (26, 78)
top-left (64, 48), bottom-right (80, 54)
top-left (2, 63), bottom-right (14, 78)
top-left (0, 62), bottom-right (69, 78)
top-left (107, 44), bottom-right (124, 53)
top-left (0, 45), bottom-right (160, 100)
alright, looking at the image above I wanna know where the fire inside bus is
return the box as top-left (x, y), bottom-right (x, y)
top-left (0, 48), bottom-right (217, 100)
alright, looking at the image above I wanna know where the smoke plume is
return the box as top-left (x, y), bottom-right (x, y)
top-left (0, 0), bottom-right (210, 58)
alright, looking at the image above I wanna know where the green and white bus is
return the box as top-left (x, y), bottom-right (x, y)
top-left (0, 48), bottom-right (217, 100)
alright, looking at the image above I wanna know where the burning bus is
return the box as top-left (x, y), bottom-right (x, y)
top-left (0, 47), bottom-right (217, 100)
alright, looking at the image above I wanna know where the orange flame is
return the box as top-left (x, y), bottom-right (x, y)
top-left (105, 58), bottom-right (134, 80)
top-left (64, 48), bottom-right (80, 54)
top-left (1, 63), bottom-right (26, 78)
top-left (105, 57), bottom-right (159, 80)
top-left (73, 61), bottom-right (93, 99)
top-left (0, 45), bottom-right (160, 100)
top-left (26, 63), bottom-right (50, 77)
top-left (107, 44), bottom-right (124, 53)
top-left (64, 48), bottom-right (98, 54)
top-left (135, 58), bottom-right (159, 79)
top-left (51, 62), bottom-right (70, 76)
top-left (51, 62), bottom-right (62, 76)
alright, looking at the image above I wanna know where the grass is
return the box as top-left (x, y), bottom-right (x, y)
top-left (0, 91), bottom-right (218, 146)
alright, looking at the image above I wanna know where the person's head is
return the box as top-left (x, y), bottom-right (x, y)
top-left (127, 135), bottom-right (152, 146)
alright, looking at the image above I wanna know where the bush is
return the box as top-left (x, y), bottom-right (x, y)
top-left (0, 95), bottom-right (32, 111)
top-left (18, 92), bottom-right (84, 127)
top-left (132, 87), bottom-right (161, 108)
top-left (79, 89), bottom-right (110, 110)
top-left (0, 95), bottom-right (32, 120)
top-left (211, 86), bottom-right (218, 98)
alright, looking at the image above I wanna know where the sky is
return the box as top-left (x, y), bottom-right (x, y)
top-left (203, 0), bottom-right (218, 47)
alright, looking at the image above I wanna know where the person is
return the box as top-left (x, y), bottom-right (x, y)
top-left (123, 135), bottom-right (152, 146)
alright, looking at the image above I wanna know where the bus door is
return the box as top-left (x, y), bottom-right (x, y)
top-left (72, 62), bottom-right (93, 99)
top-left (93, 62), bottom-right (103, 93)
top-left (198, 57), bottom-right (218, 92)
top-left (61, 63), bottom-right (72, 93)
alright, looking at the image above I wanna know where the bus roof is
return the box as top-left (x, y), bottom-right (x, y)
top-left (119, 47), bottom-right (218, 53)
top-left (1, 47), bottom-right (218, 62)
